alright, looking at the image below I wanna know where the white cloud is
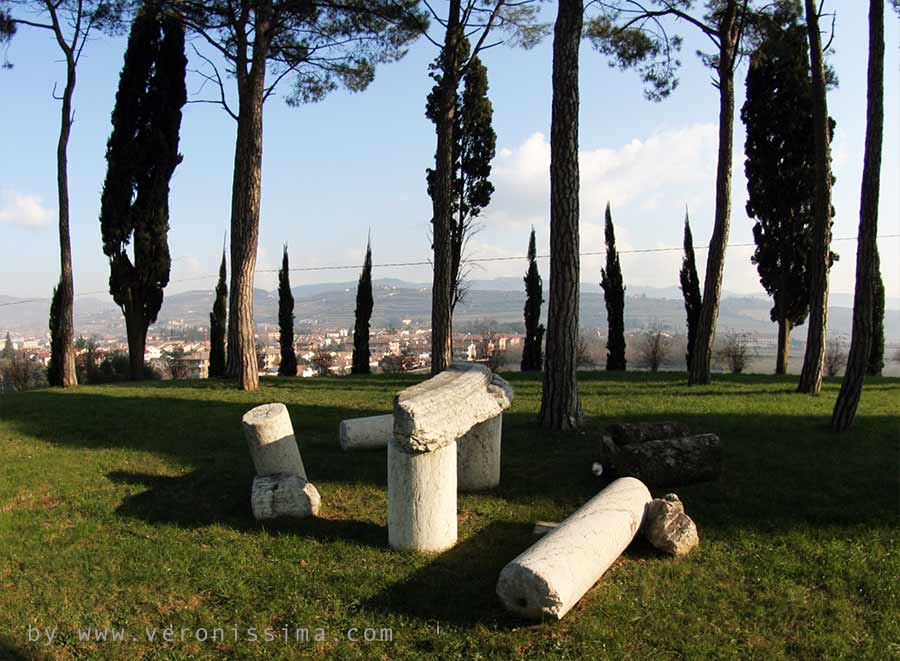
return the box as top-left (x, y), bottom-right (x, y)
top-left (0, 188), bottom-right (53, 228)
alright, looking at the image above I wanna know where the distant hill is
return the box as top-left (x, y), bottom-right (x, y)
top-left (2, 279), bottom-right (899, 340)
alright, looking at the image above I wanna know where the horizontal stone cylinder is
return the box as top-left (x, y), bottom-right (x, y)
top-left (496, 477), bottom-right (651, 621)
top-left (387, 437), bottom-right (457, 552)
top-left (251, 474), bottom-right (320, 521)
top-left (242, 403), bottom-right (307, 479)
top-left (339, 414), bottom-right (392, 451)
top-left (457, 416), bottom-right (502, 491)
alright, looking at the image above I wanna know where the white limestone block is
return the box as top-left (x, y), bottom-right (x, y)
top-left (242, 403), bottom-right (307, 479)
top-left (339, 414), bottom-right (392, 451)
top-left (251, 474), bottom-right (320, 521)
top-left (387, 436), bottom-right (457, 552)
top-left (392, 364), bottom-right (512, 453)
top-left (457, 416), bottom-right (502, 491)
top-left (496, 477), bottom-right (652, 620)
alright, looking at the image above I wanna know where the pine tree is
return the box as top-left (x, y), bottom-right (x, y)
top-left (600, 203), bottom-right (626, 371)
top-left (868, 250), bottom-right (885, 376)
top-left (46, 284), bottom-right (64, 386)
top-left (208, 250), bottom-right (227, 378)
top-left (352, 237), bottom-right (374, 375)
top-left (679, 211), bottom-right (703, 372)
top-left (521, 227), bottom-right (545, 372)
top-left (100, 5), bottom-right (186, 380)
top-left (277, 245), bottom-right (297, 377)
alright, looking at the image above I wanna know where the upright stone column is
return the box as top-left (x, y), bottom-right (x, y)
top-left (388, 365), bottom-right (513, 552)
top-left (241, 403), bottom-right (307, 479)
top-left (457, 416), bottom-right (503, 491)
top-left (496, 477), bottom-right (652, 620)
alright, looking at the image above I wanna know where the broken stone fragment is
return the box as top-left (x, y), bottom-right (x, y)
top-left (251, 473), bottom-right (321, 521)
top-left (642, 495), bottom-right (699, 557)
top-left (606, 421), bottom-right (691, 446)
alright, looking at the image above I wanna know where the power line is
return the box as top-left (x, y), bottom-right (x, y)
top-left (1, 233), bottom-right (898, 308)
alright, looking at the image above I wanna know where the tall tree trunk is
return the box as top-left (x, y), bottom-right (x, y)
top-left (832, 0), bottom-right (884, 431)
top-left (776, 317), bottom-right (791, 375)
top-left (540, 0), bottom-right (583, 431)
top-left (124, 303), bottom-right (147, 379)
top-left (688, 3), bottom-right (739, 386)
top-left (430, 0), bottom-right (461, 375)
top-left (798, 0), bottom-right (835, 395)
top-left (54, 57), bottom-right (78, 388)
top-left (225, 12), bottom-right (271, 391)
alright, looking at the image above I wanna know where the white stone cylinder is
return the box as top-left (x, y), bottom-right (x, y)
top-left (251, 474), bottom-right (320, 521)
top-left (457, 415), bottom-right (502, 491)
top-left (496, 477), bottom-right (652, 620)
top-left (339, 414), bottom-right (392, 451)
top-left (387, 437), bottom-right (457, 552)
top-left (242, 403), bottom-right (307, 479)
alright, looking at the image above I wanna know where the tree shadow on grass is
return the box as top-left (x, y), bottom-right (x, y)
top-left (107, 470), bottom-right (387, 549)
top-left (0, 636), bottom-right (33, 661)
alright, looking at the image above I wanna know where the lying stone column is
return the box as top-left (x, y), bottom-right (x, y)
top-left (496, 477), bottom-right (652, 621)
top-left (457, 416), bottom-right (502, 491)
top-left (251, 474), bottom-right (321, 521)
top-left (242, 403), bottom-right (307, 479)
top-left (339, 414), bottom-right (392, 451)
top-left (387, 437), bottom-right (457, 552)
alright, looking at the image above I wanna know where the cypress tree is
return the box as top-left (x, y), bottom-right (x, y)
top-left (680, 210), bottom-right (702, 371)
top-left (278, 245), bottom-right (297, 377)
top-left (521, 227), bottom-right (545, 372)
top-left (600, 203), bottom-right (626, 371)
top-left (2, 331), bottom-right (13, 360)
top-left (208, 249), bottom-right (227, 378)
top-left (47, 284), bottom-right (64, 386)
top-left (868, 249), bottom-right (885, 376)
top-left (352, 237), bottom-right (374, 375)
top-left (99, 5), bottom-right (186, 380)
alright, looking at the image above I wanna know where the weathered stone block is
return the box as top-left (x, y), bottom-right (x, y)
top-left (606, 421), bottom-right (691, 445)
top-left (616, 433), bottom-right (721, 487)
top-left (251, 474), bottom-right (320, 521)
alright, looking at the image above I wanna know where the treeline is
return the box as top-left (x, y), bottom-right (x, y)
top-left (4, 0), bottom-right (890, 431)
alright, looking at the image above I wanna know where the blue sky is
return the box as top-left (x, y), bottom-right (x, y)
top-left (1, 4), bottom-right (898, 310)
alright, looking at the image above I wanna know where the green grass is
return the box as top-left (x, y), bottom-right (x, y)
top-left (0, 372), bottom-right (898, 660)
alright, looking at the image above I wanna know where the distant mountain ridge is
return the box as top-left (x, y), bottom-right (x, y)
top-left (2, 278), bottom-right (898, 340)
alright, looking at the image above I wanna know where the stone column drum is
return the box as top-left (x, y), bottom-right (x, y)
top-left (456, 416), bottom-right (502, 491)
top-left (388, 365), bottom-right (512, 552)
top-left (242, 403), bottom-right (307, 479)
top-left (496, 477), bottom-right (652, 620)
top-left (339, 413), bottom-right (393, 451)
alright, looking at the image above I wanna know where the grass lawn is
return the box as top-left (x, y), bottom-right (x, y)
top-left (0, 371), bottom-right (898, 659)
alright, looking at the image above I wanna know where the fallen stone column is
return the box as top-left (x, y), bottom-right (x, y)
top-left (457, 416), bottom-right (502, 491)
top-left (387, 437), bottom-right (458, 552)
top-left (251, 474), bottom-right (321, 521)
top-left (242, 403), bottom-right (307, 479)
top-left (616, 433), bottom-right (721, 487)
top-left (496, 477), bottom-right (652, 621)
top-left (339, 414), bottom-right (392, 451)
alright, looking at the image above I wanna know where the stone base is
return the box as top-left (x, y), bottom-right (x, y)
top-left (251, 474), bottom-right (320, 521)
